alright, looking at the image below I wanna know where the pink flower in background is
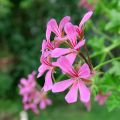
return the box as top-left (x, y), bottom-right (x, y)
top-left (19, 71), bottom-right (39, 113)
top-left (23, 91), bottom-right (52, 114)
top-left (23, 100), bottom-right (39, 114)
top-left (19, 71), bottom-right (52, 114)
top-left (47, 16), bottom-right (71, 41)
top-left (37, 55), bottom-right (56, 91)
top-left (34, 91), bottom-right (52, 110)
top-left (95, 92), bottom-right (111, 105)
top-left (78, 0), bottom-right (94, 11)
top-left (52, 56), bottom-right (91, 103)
top-left (19, 71), bottom-right (36, 96)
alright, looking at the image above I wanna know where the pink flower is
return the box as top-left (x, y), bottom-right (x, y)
top-left (75, 11), bottom-right (93, 37)
top-left (95, 92), bottom-right (110, 105)
top-left (52, 56), bottom-right (91, 103)
top-left (51, 22), bottom-right (85, 64)
top-left (41, 39), bottom-right (59, 57)
top-left (19, 72), bottom-right (52, 114)
top-left (37, 55), bottom-right (55, 91)
top-left (19, 71), bottom-right (36, 95)
top-left (37, 91), bottom-right (52, 110)
top-left (47, 16), bottom-right (71, 41)
top-left (78, 0), bottom-right (94, 11)
top-left (24, 101), bottom-right (39, 114)
top-left (23, 91), bottom-right (52, 114)
top-left (19, 71), bottom-right (39, 114)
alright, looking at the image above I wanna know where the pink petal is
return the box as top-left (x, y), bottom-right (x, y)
top-left (58, 56), bottom-right (78, 77)
top-left (24, 103), bottom-right (30, 110)
top-left (78, 63), bottom-right (90, 79)
top-left (59, 16), bottom-right (71, 32)
top-left (52, 61), bottom-right (59, 67)
top-left (78, 80), bottom-right (90, 102)
top-left (79, 11), bottom-right (93, 28)
top-left (95, 92), bottom-right (110, 105)
top-left (43, 51), bottom-right (51, 58)
top-left (41, 40), bottom-right (47, 54)
top-left (23, 95), bottom-right (28, 103)
top-left (43, 69), bottom-right (53, 91)
top-left (65, 52), bottom-right (77, 65)
top-left (64, 22), bottom-right (77, 47)
top-left (20, 78), bottom-right (27, 85)
top-left (28, 72), bottom-right (36, 82)
top-left (74, 39), bottom-right (85, 50)
top-left (37, 64), bottom-right (48, 78)
top-left (40, 100), bottom-right (46, 110)
top-left (46, 23), bottom-right (51, 41)
top-left (51, 48), bottom-right (73, 58)
top-left (65, 82), bottom-right (78, 103)
top-left (52, 79), bottom-right (74, 92)
top-left (30, 104), bottom-right (39, 114)
top-left (20, 87), bottom-right (31, 94)
top-left (55, 36), bottom-right (68, 41)
top-left (84, 101), bottom-right (91, 111)
top-left (48, 19), bottom-right (60, 36)
top-left (46, 98), bottom-right (52, 105)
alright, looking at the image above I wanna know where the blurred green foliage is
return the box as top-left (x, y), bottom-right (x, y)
top-left (0, 0), bottom-right (120, 118)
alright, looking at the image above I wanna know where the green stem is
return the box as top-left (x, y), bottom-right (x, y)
top-left (94, 57), bottom-right (120, 70)
top-left (52, 73), bottom-right (56, 82)
top-left (90, 20), bottom-right (112, 42)
top-left (79, 52), bottom-right (92, 71)
top-left (108, 51), bottom-right (114, 58)
top-left (92, 25), bottom-right (112, 42)
top-left (84, 43), bottom-right (93, 70)
top-left (100, 53), bottom-right (106, 63)
top-left (90, 42), bottom-right (120, 58)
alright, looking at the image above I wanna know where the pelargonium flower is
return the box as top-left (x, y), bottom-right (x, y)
top-left (78, 0), bottom-right (94, 11)
top-left (34, 91), bottom-right (52, 110)
top-left (51, 22), bottom-right (85, 64)
top-left (19, 71), bottom-right (36, 98)
top-left (19, 71), bottom-right (39, 113)
top-left (41, 39), bottom-right (59, 57)
top-left (41, 16), bottom-right (70, 57)
top-left (37, 55), bottom-right (56, 91)
top-left (95, 92), bottom-right (111, 105)
top-left (47, 16), bottom-right (71, 41)
top-left (49, 11), bottom-right (93, 65)
top-left (19, 71), bottom-right (52, 114)
top-left (75, 11), bottom-right (93, 38)
top-left (52, 56), bottom-right (92, 103)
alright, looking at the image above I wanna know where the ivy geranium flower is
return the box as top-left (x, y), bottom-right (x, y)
top-left (51, 22), bottom-right (85, 64)
top-left (47, 16), bottom-right (71, 41)
top-left (52, 56), bottom-right (91, 103)
top-left (75, 11), bottom-right (93, 37)
top-left (19, 71), bottom-right (52, 114)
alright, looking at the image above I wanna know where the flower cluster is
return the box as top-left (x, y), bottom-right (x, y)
top-left (19, 71), bottom-right (52, 114)
top-left (19, 11), bottom-right (110, 113)
top-left (37, 11), bottom-right (94, 105)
